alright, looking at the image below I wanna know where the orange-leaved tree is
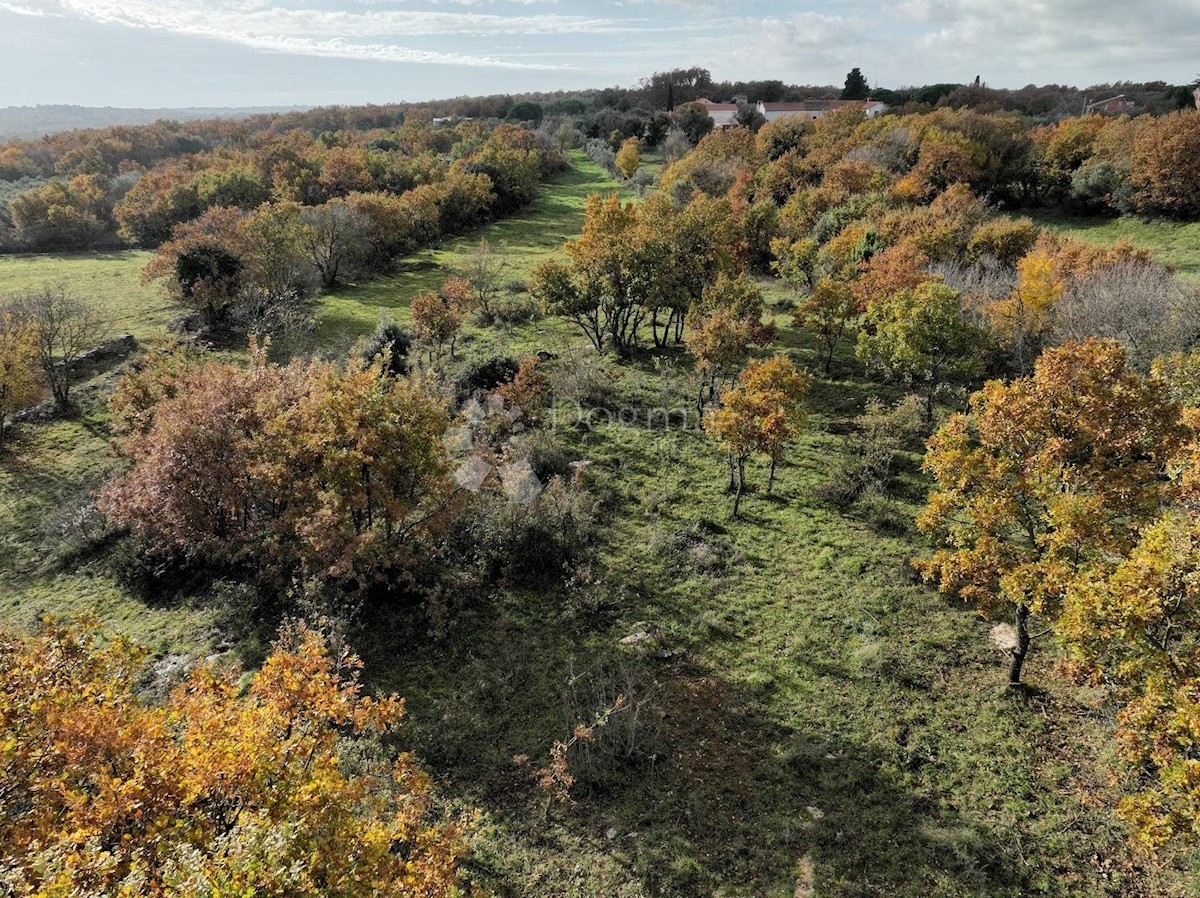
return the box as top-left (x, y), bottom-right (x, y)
top-left (917, 338), bottom-right (1188, 687)
top-left (0, 619), bottom-right (467, 896)
top-left (99, 344), bottom-right (451, 592)
top-left (706, 355), bottom-right (810, 516)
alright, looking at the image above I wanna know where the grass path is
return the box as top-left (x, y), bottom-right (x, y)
top-left (314, 152), bottom-right (633, 352)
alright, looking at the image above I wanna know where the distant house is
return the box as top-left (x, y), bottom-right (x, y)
top-left (1083, 95), bottom-right (1138, 116)
top-left (756, 99), bottom-right (888, 122)
top-left (694, 98), bottom-right (739, 129)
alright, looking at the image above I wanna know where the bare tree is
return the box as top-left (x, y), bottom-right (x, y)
top-left (300, 201), bottom-right (369, 289)
top-left (13, 286), bottom-right (108, 408)
top-left (1055, 262), bottom-right (1200, 371)
top-left (458, 239), bottom-right (510, 321)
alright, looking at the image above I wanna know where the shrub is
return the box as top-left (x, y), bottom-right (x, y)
top-left (454, 354), bottom-right (520, 402)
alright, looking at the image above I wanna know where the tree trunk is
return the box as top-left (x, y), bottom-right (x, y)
top-left (727, 453), bottom-right (736, 491)
top-left (767, 456), bottom-right (777, 494)
top-left (731, 457), bottom-right (746, 517)
top-left (1007, 603), bottom-right (1031, 688)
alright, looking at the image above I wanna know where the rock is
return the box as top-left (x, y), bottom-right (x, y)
top-left (605, 827), bottom-right (618, 840)
top-left (455, 456), bottom-right (493, 492)
top-left (794, 855), bottom-right (815, 898)
top-left (989, 622), bottom-right (1018, 652)
top-left (500, 459), bottom-right (543, 503)
top-left (620, 631), bottom-right (651, 646)
top-left (536, 349), bottom-right (559, 361)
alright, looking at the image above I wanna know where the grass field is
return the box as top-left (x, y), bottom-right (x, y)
top-left (315, 152), bottom-right (635, 353)
top-left (0, 250), bottom-right (170, 341)
top-left (1023, 210), bottom-right (1200, 278)
top-left (4, 159), bottom-right (1200, 896)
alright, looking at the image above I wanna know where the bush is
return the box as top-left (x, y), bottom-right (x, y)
top-left (359, 315), bottom-right (412, 376)
top-left (454, 354), bottom-right (519, 402)
top-left (546, 345), bottom-right (616, 409)
top-left (815, 395), bottom-right (925, 509)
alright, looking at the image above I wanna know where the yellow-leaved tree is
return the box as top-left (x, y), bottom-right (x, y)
top-left (917, 339), bottom-right (1187, 687)
top-left (706, 355), bottom-right (810, 516)
top-left (0, 620), bottom-right (467, 896)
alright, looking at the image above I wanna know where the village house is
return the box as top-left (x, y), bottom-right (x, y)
top-left (691, 97), bottom-right (889, 129)
top-left (756, 99), bottom-right (889, 121)
top-left (693, 98), bottom-right (739, 129)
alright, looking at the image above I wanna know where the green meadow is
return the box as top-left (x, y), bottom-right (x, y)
top-left (2, 156), bottom-right (1199, 895)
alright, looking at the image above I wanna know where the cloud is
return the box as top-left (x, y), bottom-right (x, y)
top-left (0, 0), bottom-right (641, 68)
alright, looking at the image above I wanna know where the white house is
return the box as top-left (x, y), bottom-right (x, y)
top-left (756, 99), bottom-right (888, 122)
top-left (693, 98), bottom-right (739, 129)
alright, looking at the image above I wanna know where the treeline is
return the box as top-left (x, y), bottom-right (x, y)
top-left (0, 112), bottom-right (563, 260)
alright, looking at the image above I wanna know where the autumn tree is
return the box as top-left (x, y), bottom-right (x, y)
top-left (615, 137), bottom-right (642, 179)
top-left (530, 194), bottom-right (642, 353)
top-left (99, 347), bottom-right (452, 592)
top-left (982, 249), bottom-right (1063, 374)
top-left (917, 339), bottom-right (1188, 687)
top-left (0, 307), bottom-right (42, 446)
top-left (1060, 508), bottom-right (1200, 849)
top-left (411, 287), bottom-right (465, 360)
top-left (685, 274), bottom-right (775, 415)
top-left (856, 280), bottom-right (983, 421)
top-left (793, 277), bottom-right (857, 374)
top-left (706, 355), bottom-right (809, 515)
top-left (0, 619), bottom-right (466, 896)
top-left (1129, 111), bottom-right (1200, 218)
top-left (12, 286), bottom-right (107, 408)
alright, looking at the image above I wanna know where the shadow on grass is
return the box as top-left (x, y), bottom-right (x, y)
top-left (347, 578), bottom-right (1022, 898)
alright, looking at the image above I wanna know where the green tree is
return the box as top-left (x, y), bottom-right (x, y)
top-left (841, 67), bottom-right (870, 101)
top-left (856, 280), bottom-right (983, 421)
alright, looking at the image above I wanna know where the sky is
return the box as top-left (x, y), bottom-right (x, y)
top-left (0, 0), bottom-right (1197, 108)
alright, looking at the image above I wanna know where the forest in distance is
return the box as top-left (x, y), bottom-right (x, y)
top-left (4, 63), bottom-right (1200, 896)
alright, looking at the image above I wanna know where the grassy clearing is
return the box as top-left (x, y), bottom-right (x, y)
top-left (315, 151), bottom-right (634, 352)
top-left (1023, 210), bottom-right (1200, 278)
top-left (3, 159), bottom-right (1200, 895)
top-left (0, 250), bottom-right (171, 340)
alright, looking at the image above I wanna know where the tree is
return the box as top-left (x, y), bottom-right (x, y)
top-left (917, 339), bottom-right (1188, 687)
top-left (841, 67), bottom-right (870, 100)
top-left (771, 237), bottom-right (819, 295)
top-left (738, 354), bottom-right (811, 493)
top-left (0, 619), bottom-right (466, 896)
top-left (856, 280), bottom-right (984, 421)
top-left (415, 288), bottom-right (465, 357)
top-left (0, 308), bottom-right (42, 446)
top-left (13, 286), bottom-right (107, 409)
top-left (1060, 509), bottom-right (1200, 849)
top-left (459, 239), bottom-right (510, 320)
top-left (301, 200), bottom-right (370, 289)
top-left (615, 137), bottom-right (642, 179)
top-left (530, 194), bottom-right (642, 354)
top-left (1129, 111), bottom-right (1200, 218)
top-left (674, 102), bottom-right (715, 146)
top-left (982, 249), bottom-right (1063, 374)
top-left (685, 274), bottom-right (775, 414)
top-left (99, 348), bottom-right (452, 591)
top-left (793, 277), bottom-right (857, 375)
top-left (706, 355), bottom-right (810, 515)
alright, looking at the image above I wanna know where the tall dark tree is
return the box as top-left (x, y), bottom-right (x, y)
top-left (841, 67), bottom-right (870, 100)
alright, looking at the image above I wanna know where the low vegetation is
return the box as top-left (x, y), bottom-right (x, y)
top-left (6, 86), bottom-right (1200, 898)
